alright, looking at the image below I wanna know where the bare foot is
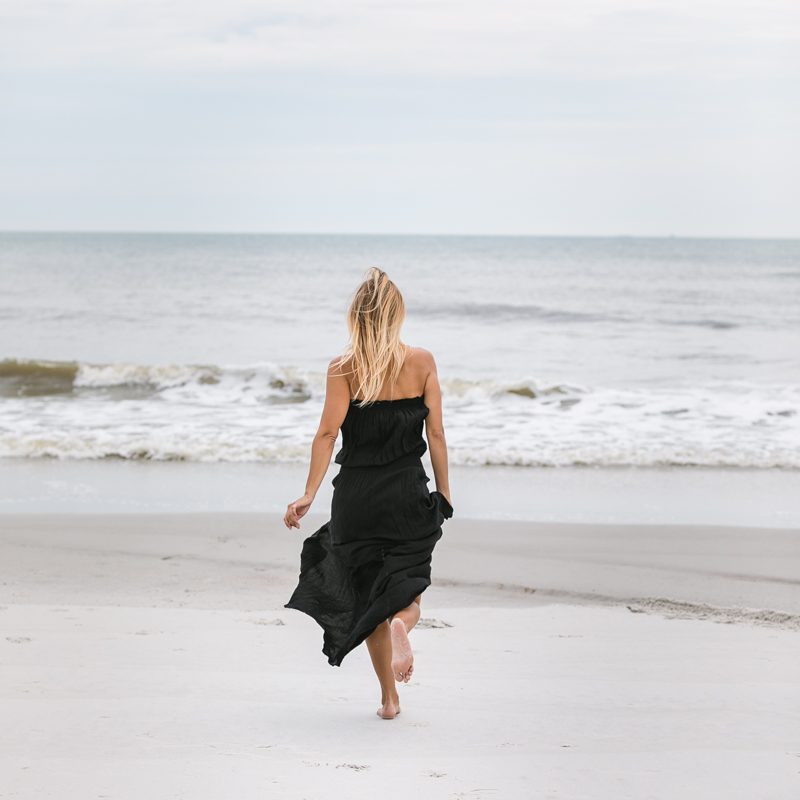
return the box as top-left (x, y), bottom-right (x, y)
top-left (390, 617), bottom-right (414, 683)
top-left (376, 698), bottom-right (401, 719)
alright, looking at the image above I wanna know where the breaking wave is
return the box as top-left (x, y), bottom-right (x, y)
top-left (1, 358), bottom-right (798, 468)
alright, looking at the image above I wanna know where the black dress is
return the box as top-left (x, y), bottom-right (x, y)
top-left (284, 394), bottom-right (454, 667)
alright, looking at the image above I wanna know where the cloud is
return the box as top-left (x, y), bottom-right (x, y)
top-left (2, 1), bottom-right (798, 79)
top-left (1, 1), bottom-right (798, 235)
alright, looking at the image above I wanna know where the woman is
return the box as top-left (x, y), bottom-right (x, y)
top-left (283, 267), bottom-right (454, 720)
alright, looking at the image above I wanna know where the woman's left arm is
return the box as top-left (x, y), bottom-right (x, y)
top-left (283, 358), bottom-right (350, 530)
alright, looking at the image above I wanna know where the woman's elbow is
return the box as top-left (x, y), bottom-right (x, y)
top-left (315, 429), bottom-right (339, 446)
top-left (427, 427), bottom-right (447, 442)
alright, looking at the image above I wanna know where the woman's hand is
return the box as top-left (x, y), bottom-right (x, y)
top-left (284, 493), bottom-right (314, 529)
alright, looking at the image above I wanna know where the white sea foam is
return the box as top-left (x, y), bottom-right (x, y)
top-left (1, 358), bottom-right (798, 467)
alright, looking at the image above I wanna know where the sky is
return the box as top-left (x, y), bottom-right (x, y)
top-left (1, 1), bottom-right (798, 237)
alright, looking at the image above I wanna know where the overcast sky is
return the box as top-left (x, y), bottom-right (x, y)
top-left (1, 1), bottom-right (798, 236)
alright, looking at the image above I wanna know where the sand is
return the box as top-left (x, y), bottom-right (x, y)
top-left (1, 512), bottom-right (799, 799)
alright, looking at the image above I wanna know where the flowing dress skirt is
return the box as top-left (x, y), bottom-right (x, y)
top-left (284, 451), bottom-right (454, 667)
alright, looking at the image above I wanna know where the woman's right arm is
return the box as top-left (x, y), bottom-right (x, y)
top-left (420, 350), bottom-right (452, 507)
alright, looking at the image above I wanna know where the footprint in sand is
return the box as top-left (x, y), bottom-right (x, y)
top-left (416, 618), bottom-right (453, 629)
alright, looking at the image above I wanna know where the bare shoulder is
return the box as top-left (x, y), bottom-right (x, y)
top-left (327, 356), bottom-right (342, 375)
top-left (408, 346), bottom-right (436, 368)
top-left (407, 347), bottom-right (439, 400)
top-left (327, 355), bottom-right (351, 377)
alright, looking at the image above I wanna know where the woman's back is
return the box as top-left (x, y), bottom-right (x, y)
top-left (340, 343), bottom-right (424, 403)
top-left (334, 394), bottom-right (428, 467)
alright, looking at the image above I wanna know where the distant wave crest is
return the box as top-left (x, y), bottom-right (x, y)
top-left (0, 358), bottom-right (310, 401)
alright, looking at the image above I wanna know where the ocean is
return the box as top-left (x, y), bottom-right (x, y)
top-left (1, 232), bottom-right (799, 469)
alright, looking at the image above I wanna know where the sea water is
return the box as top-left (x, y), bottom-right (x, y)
top-left (1, 232), bottom-right (799, 469)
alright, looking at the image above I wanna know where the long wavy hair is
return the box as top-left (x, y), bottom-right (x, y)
top-left (340, 267), bottom-right (407, 407)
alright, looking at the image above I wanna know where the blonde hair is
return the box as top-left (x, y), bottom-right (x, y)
top-left (340, 267), bottom-right (407, 406)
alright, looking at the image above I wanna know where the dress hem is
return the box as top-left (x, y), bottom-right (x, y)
top-left (284, 579), bottom-right (432, 668)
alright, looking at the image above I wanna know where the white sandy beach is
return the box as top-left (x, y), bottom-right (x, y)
top-left (1, 512), bottom-right (798, 799)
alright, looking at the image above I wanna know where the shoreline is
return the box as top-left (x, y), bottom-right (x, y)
top-left (2, 459), bottom-right (800, 528)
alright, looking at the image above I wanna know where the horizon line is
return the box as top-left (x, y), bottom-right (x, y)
top-left (1, 229), bottom-right (799, 242)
